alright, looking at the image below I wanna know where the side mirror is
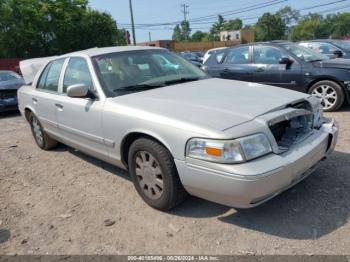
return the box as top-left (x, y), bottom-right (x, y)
top-left (279, 57), bottom-right (293, 65)
top-left (67, 83), bottom-right (89, 98)
top-left (333, 50), bottom-right (343, 58)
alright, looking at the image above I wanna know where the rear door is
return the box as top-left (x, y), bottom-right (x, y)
top-left (55, 56), bottom-right (109, 160)
top-left (252, 45), bottom-right (302, 90)
top-left (31, 58), bottom-right (66, 135)
top-left (219, 46), bottom-right (255, 81)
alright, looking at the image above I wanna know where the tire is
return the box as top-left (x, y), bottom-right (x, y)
top-left (128, 138), bottom-right (188, 211)
top-left (308, 80), bottom-right (344, 112)
top-left (29, 113), bottom-right (57, 150)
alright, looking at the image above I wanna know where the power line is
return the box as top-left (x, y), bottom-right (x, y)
top-left (118, 0), bottom-right (285, 27)
top-left (122, 0), bottom-right (350, 32)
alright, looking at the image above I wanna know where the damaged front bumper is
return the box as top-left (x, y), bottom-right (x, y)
top-left (175, 117), bottom-right (338, 208)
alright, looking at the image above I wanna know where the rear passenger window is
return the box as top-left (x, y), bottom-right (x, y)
top-left (37, 59), bottom-right (65, 92)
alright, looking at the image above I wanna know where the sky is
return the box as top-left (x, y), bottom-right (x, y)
top-left (89, 0), bottom-right (350, 43)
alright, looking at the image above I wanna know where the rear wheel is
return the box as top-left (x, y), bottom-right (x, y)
top-left (29, 113), bottom-right (57, 150)
top-left (128, 138), bottom-right (188, 211)
top-left (309, 80), bottom-right (344, 112)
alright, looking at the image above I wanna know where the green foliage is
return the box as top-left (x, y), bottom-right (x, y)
top-left (223, 18), bottom-right (242, 31)
top-left (191, 31), bottom-right (209, 42)
top-left (292, 14), bottom-right (327, 40)
top-left (0, 0), bottom-right (125, 58)
top-left (255, 13), bottom-right (285, 41)
top-left (172, 20), bottom-right (191, 41)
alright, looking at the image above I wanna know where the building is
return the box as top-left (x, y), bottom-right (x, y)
top-left (220, 29), bottom-right (254, 43)
top-left (137, 40), bottom-right (174, 50)
top-left (220, 30), bottom-right (241, 41)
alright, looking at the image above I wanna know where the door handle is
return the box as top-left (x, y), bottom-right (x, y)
top-left (32, 97), bottom-right (37, 104)
top-left (55, 103), bottom-right (64, 110)
top-left (223, 68), bottom-right (230, 73)
top-left (255, 67), bottom-right (265, 72)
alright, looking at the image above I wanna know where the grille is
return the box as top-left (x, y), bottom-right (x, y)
top-left (0, 90), bottom-right (17, 100)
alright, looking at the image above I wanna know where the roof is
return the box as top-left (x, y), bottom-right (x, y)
top-left (65, 45), bottom-right (163, 57)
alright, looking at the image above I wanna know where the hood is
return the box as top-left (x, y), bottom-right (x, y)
top-left (0, 78), bottom-right (25, 90)
top-left (110, 78), bottom-right (308, 132)
top-left (19, 56), bottom-right (57, 84)
top-left (313, 58), bottom-right (350, 69)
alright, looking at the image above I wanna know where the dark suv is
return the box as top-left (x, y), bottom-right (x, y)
top-left (202, 41), bottom-right (350, 111)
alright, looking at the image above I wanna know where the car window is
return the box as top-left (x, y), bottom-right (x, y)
top-left (63, 57), bottom-right (93, 93)
top-left (37, 59), bottom-right (65, 92)
top-left (0, 72), bottom-right (19, 81)
top-left (93, 49), bottom-right (206, 95)
top-left (225, 47), bottom-right (249, 64)
top-left (307, 42), bottom-right (339, 55)
top-left (254, 46), bottom-right (285, 64)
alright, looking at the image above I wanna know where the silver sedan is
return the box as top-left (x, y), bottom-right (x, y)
top-left (18, 46), bottom-right (338, 210)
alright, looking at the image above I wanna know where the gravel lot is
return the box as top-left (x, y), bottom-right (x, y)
top-left (0, 107), bottom-right (350, 255)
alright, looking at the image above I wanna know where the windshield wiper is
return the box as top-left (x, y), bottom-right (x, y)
top-left (163, 76), bottom-right (203, 85)
top-left (308, 59), bottom-right (324, 62)
top-left (113, 83), bottom-right (165, 92)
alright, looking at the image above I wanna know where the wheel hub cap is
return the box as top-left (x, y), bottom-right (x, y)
top-left (135, 151), bottom-right (164, 200)
top-left (32, 118), bottom-right (43, 145)
top-left (311, 85), bottom-right (337, 110)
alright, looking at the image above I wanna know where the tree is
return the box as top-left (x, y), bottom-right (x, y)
top-left (181, 20), bottom-right (191, 41)
top-left (223, 18), bottom-right (242, 31)
top-left (0, 0), bottom-right (125, 58)
top-left (330, 13), bottom-right (350, 38)
top-left (172, 25), bottom-right (183, 41)
top-left (209, 15), bottom-right (225, 41)
top-left (276, 6), bottom-right (300, 39)
top-left (255, 12), bottom-right (285, 41)
top-left (172, 20), bottom-right (191, 41)
top-left (292, 14), bottom-right (327, 40)
top-left (191, 31), bottom-right (208, 42)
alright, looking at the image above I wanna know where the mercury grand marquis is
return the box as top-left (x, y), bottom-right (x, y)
top-left (18, 46), bottom-right (338, 211)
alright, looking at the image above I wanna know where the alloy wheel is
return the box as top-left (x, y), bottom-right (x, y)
top-left (134, 151), bottom-right (164, 200)
top-left (311, 84), bottom-right (338, 110)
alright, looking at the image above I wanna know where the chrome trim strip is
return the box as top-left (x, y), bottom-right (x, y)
top-left (58, 123), bottom-right (104, 145)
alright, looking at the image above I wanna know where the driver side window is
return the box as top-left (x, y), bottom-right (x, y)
top-left (254, 46), bottom-right (286, 64)
top-left (63, 57), bottom-right (93, 93)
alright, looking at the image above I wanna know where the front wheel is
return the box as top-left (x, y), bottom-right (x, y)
top-left (128, 138), bottom-right (188, 211)
top-left (308, 80), bottom-right (344, 112)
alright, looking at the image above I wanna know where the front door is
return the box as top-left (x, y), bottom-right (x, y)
top-left (55, 57), bottom-right (109, 160)
top-left (252, 45), bottom-right (302, 91)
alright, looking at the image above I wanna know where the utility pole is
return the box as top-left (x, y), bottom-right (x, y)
top-left (181, 4), bottom-right (189, 22)
top-left (181, 3), bottom-right (189, 50)
top-left (129, 0), bottom-right (136, 45)
top-left (148, 31), bottom-right (152, 42)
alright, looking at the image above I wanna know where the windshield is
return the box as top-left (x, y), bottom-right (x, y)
top-left (331, 39), bottom-right (350, 50)
top-left (92, 49), bottom-right (207, 96)
top-left (282, 43), bottom-right (330, 62)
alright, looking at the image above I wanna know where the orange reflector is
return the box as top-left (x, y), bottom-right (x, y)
top-left (205, 147), bottom-right (222, 157)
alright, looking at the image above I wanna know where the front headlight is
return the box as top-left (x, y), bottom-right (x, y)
top-left (186, 134), bottom-right (272, 164)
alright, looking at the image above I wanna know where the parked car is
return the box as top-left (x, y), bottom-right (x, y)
top-left (0, 70), bottom-right (25, 112)
top-left (203, 41), bottom-right (350, 111)
top-left (299, 39), bottom-right (350, 58)
top-left (179, 51), bottom-right (202, 67)
top-left (202, 47), bottom-right (228, 64)
top-left (18, 46), bottom-right (338, 211)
